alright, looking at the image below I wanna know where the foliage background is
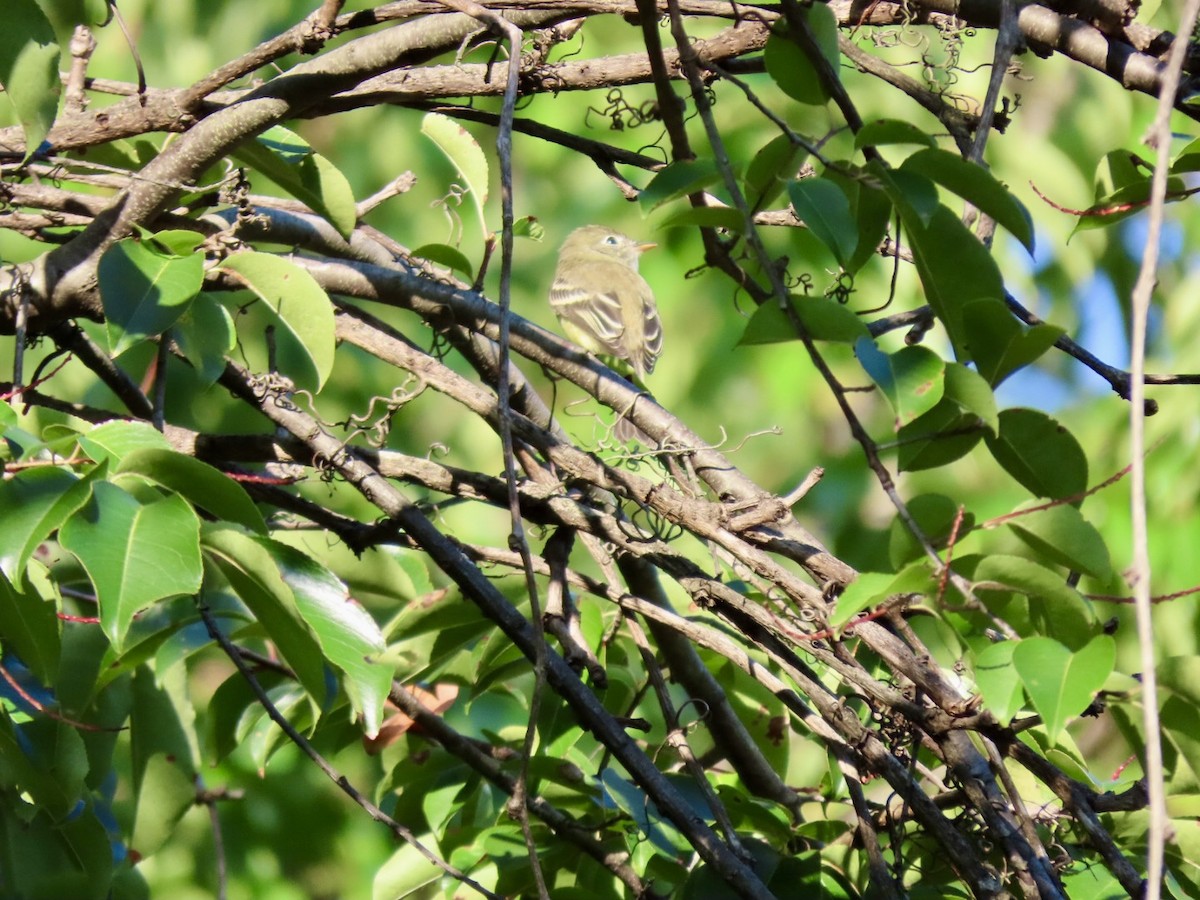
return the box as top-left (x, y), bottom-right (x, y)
top-left (2, 0), bottom-right (1199, 897)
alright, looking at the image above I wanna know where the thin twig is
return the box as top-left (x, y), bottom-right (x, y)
top-left (196, 602), bottom-right (502, 900)
top-left (1125, 0), bottom-right (1200, 893)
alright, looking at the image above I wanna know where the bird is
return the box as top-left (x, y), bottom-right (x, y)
top-left (549, 225), bottom-right (663, 442)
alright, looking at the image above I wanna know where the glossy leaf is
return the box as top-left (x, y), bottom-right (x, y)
top-left (788, 177), bottom-right (857, 266)
top-left (830, 563), bottom-right (933, 630)
top-left (141, 227), bottom-right (205, 257)
top-left (0, 0), bottom-right (60, 158)
top-left (233, 125), bottom-right (357, 238)
top-left (896, 363), bottom-right (998, 472)
top-left (413, 242), bottom-right (475, 279)
top-left (421, 111), bottom-right (488, 236)
top-left (855, 119), bottom-right (937, 149)
top-left (984, 408), bottom-right (1089, 500)
top-left (0, 466), bottom-right (93, 581)
top-left (847, 180), bottom-right (892, 274)
top-left (1005, 504), bottom-right (1112, 579)
top-left (77, 419), bottom-right (171, 464)
top-left (270, 541), bottom-right (390, 738)
top-left (174, 293), bottom-right (237, 386)
top-left (59, 483), bottom-right (203, 652)
top-left (639, 159), bottom-right (723, 213)
top-left (201, 524), bottom-right (336, 712)
top-left (219, 251), bottom-right (336, 392)
top-left (744, 134), bottom-right (807, 211)
top-left (130, 752), bottom-right (196, 859)
top-left (962, 300), bottom-right (1063, 386)
top-left (115, 448), bottom-right (266, 534)
top-left (762, 6), bottom-right (840, 106)
top-left (739, 295), bottom-right (869, 345)
top-left (973, 641), bottom-right (1024, 723)
top-left (0, 804), bottom-right (112, 900)
top-left (0, 569), bottom-right (60, 685)
top-left (974, 554), bottom-right (1094, 647)
top-left (901, 148), bottom-right (1036, 253)
top-left (0, 716), bottom-right (87, 818)
top-left (855, 339), bottom-right (945, 427)
top-left (99, 238), bottom-right (204, 356)
top-left (1012, 635), bottom-right (1114, 744)
top-left (658, 206), bottom-right (745, 233)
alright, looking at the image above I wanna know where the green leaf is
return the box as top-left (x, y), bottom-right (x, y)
top-left (232, 125), bottom-right (357, 238)
top-left (984, 408), bottom-right (1089, 500)
top-left (375, 841), bottom-right (446, 899)
top-left (0, 717), bottom-right (88, 819)
top-left (829, 572), bottom-right (892, 630)
top-left (888, 493), bottom-right (976, 568)
top-left (0, 569), bottom-right (60, 684)
top-left (412, 243), bottom-right (475, 280)
top-left (59, 483), bottom-right (203, 652)
top-left (1161, 694), bottom-right (1200, 785)
top-left (788, 178), bottom-right (857, 265)
top-left (130, 752), bottom-right (196, 860)
top-left (639, 159), bottom-right (723, 213)
top-left (599, 768), bottom-right (688, 857)
top-left (884, 167), bottom-right (940, 225)
top-left (1159, 656), bottom-right (1200, 710)
top-left (657, 206), bottom-right (745, 233)
top-left (973, 554), bottom-right (1094, 647)
top-left (1005, 504), bottom-right (1112, 579)
top-left (896, 363), bottom-right (997, 472)
top-left (270, 541), bottom-right (390, 738)
top-left (901, 148), bottom-right (1036, 253)
top-left (874, 164), bottom-right (1006, 358)
top-left (140, 227), bottom-right (205, 257)
top-left (854, 339), bottom-right (945, 427)
top-left (115, 448), bottom-right (266, 534)
top-left (855, 119), bottom-right (937, 150)
top-left (174, 293), bottom-right (236, 386)
top-left (973, 641), bottom-right (1023, 723)
top-left (961, 299), bottom-right (1063, 386)
top-left (1170, 137), bottom-right (1200, 173)
top-left (421, 111), bottom-right (489, 238)
top-left (77, 419), bottom-right (171, 464)
top-left (0, 0), bottom-right (60, 159)
top-left (512, 216), bottom-right (544, 240)
top-left (201, 524), bottom-right (335, 711)
top-left (739, 295), bottom-right (869, 345)
top-left (98, 238), bottom-right (204, 356)
top-left (219, 251), bottom-right (336, 392)
top-left (830, 563), bottom-right (933, 630)
top-left (762, 7), bottom-right (840, 106)
top-left (743, 134), bottom-right (807, 211)
top-left (847, 180), bottom-right (892, 274)
top-left (1012, 635), bottom-right (1114, 744)
top-left (0, 466), bottom-right (93, 582)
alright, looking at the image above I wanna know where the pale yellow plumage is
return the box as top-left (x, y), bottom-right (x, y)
top-left (549, 225), bottom-right (662, 381)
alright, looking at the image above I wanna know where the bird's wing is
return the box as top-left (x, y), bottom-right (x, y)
top-left (549, 278), bottom-right (627, 358)
top-left (636, 287), bottom-right (663, 377)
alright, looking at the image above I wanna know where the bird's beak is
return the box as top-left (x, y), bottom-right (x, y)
top-left (637, 242), bottom-right (657, 254)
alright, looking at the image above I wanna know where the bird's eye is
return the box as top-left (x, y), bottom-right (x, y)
top-left (604, 235), bottom-right (619, 246)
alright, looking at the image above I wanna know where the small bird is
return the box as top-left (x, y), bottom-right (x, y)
top-left (549, 226), bottom-right (662, 440)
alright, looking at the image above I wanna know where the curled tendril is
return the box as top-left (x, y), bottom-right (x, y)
top-left (829, 271), bottom-right (855, 305)
top-left (585, 88), bottom-right (663, 131)
top-left (334, 376), bottom-right (428, 448)
top-left (617, 500), bottom-right (683, 545)
top-left (786, 271), bottom-right (814, 295)
top-left (430, 183), bottom-right (467, 244)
